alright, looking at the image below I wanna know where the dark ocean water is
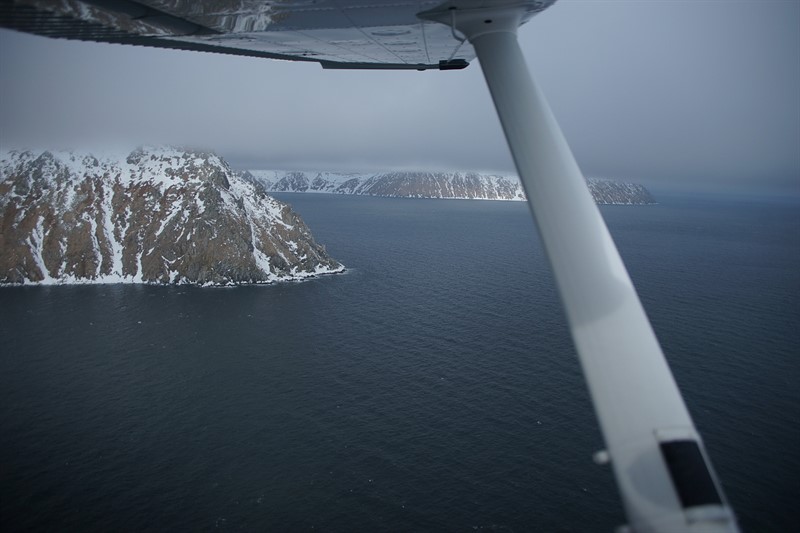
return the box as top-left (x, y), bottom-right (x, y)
top-left (1, 192), bottom-right (798, 532)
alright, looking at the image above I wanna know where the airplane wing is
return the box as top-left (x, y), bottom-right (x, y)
top-left (1, 0), bottom-right (544, 70)
top-left (0, 1), bottom-right (740, 532)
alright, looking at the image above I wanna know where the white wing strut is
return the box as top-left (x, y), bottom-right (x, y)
top-left (422, 5), bottom-right (738, 533)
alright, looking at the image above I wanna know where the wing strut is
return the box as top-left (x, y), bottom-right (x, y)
top-left (423, 5), bottom-right (738, 532)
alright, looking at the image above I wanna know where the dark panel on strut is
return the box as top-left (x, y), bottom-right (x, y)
top-left (660, 440), bottom-right (723, 508)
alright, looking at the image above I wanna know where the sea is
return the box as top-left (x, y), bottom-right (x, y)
top-left (1, 191), bottom-right (798, 532)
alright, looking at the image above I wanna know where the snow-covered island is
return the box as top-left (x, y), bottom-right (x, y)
top-left (0, 148), bottom-right (344, 286)
top-left (247, 170), bottom-right (656, 205)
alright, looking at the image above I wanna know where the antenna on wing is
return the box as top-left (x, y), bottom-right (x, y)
top-left (448, 7), bottom-right (467, 44)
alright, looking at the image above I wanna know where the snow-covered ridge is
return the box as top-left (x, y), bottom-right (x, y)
top-left (0, 148), bottom-right (343, 286)
top-left (246, 170), bottom-right (656, 205)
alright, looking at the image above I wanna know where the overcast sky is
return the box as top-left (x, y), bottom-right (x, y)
top-left (1, 0), bottom-right (798, 193)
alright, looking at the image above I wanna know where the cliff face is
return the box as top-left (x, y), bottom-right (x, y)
top-left (247, 170), bottom-right (656, 205)
top-left (0, 148), bottom-right (343, 285)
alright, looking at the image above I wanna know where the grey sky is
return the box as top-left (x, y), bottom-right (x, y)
top-left (1, 0), bottom-right (798, 193)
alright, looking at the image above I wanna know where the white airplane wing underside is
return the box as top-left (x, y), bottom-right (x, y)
top-left (1, 0), bottom-right (551, 69)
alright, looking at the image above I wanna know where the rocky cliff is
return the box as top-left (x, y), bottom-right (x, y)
top-left (247, 170), bottom-right (656, 205)
top-left (0, 148), bottom-right (343, 285)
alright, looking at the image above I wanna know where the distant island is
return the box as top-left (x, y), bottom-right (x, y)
top-left (246, 170), bottom-right (656, 205)
top-left (0, 148), bottom-right (343, 286)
